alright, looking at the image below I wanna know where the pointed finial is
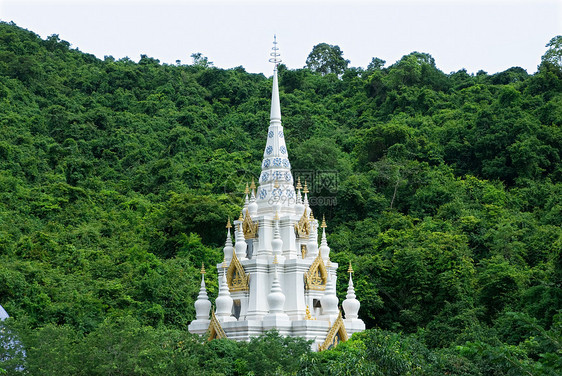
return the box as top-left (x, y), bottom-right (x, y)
top-left (238, 212), bottom-right (244, 221)
top-left (201, 263), bottom-right (206, 274)
top-left (303, 180), bottom-right (309, 194)
top-left (269, 35), bottom-right (282, 66)
top-left (347, 261), bottom-right (354, 274)
top-left (274, 211), bottom-right (280, 221)
top-left (222, 258), bottom-right (228, 269)
top-left (226, 217), bottom-right (232, 229)
top-left (250, 178), bottom-right (256, 190)
top-left (309, 212), bottom-right (315, 220)
top-left (321, 215), bottom-right (327, 228)
top-left (296, 177), bottom-right (302, 190)
top-left (273, 255), bottom-right (279, 264)
top-left (244, 182), bottom-right (250, 194)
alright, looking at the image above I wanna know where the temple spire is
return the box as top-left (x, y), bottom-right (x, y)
top-left (215, 260), bottom-right (235, 322)
top-left (223, 217), bottom-right (234, 261)
top-left (235, 221), bottom-right (247, 260)
top-left (257, 36), bottom-right (295, 209)
top-left (269, 35), bottom-right (282, 123)
top-left (319, 215), bottom-right (331, 260)
top-left (343, 262), bottom-right (360, 320)
top-left (193, 263), bottom-right (212, 322)
top-left (320, 261), bottom-right (339, 323)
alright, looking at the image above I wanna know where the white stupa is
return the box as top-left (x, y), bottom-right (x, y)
top-left (188, 37), bottom-right (365, 351)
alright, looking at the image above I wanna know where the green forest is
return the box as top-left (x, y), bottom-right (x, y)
top-left (0, 21), bottom-right (561, 375)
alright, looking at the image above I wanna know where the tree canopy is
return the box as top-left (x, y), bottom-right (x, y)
top-left (305, 42), bottom-right (350, 75)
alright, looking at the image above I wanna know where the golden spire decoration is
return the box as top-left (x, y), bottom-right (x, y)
top-left (238, 212), bottom-right (244, 221)
top-left (250, 178), bottom-right (256, 191)
top-left (274, 179), bottom-right (280, 189)
top-left (200, 263), bottom-right (206, 274)
top-left (273, 255), bottom-right (279, 264)
top-left (222, 257), bottom-right (228, 269)
top-left (296, 177), bottom-right (302, 190)
top-left (274, 211), bottom-right (280, 221)
top-left (303, 180), bottom-right (309, 194)
top-left (321, 215), bottom-right (327, 228)
top-left (347, 261), bottom-right (354, 274)
top-left (244, 182), bottom-right (250, 195)
top-left (226, 217), bottom-right (232, 229)
top-left (310, 212), bottom-right (315, 220)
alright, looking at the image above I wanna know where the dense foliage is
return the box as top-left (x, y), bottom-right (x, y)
top-left (0, 22), bottom-right (561, 374)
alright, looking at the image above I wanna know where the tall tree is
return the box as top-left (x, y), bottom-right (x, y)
top-left (541, 35), bottom-right (562, 68)
top-left (305, 43), bottom-right (349, 75)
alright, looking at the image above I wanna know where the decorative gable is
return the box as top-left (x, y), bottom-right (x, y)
top-left (304, 253), bottom-right (327, 290)
top-left (207, 310), bottom-right (227, 341)
top-left (242, 212), bottom-right (259, 239)
top-left (226, 251), bottom-right (250, 292)
top-left (318, 311), bottom-right (349, 351)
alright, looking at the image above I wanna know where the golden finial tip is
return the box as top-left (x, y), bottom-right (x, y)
top-left (226, 217), bottom-right (232, 228)
top-left (222, 258), bottom-right (228, 268)
top-left (296, 177), bottom-right (302, 190)
top-left (347, 261), bottom-right (354, 274)
top-left (238, 211), bottom-right (244, 221)
top-left (244, 182), bottom-right (250, 194)
top-left (201, 263), bottom-right (206, 274)
top-left (274, 211), bottom-right (280, 220)
top-left (303, 180), bottom-right (309, 194)
top-left (273, 255), bottom-right (279, 264)
top-left (250, 178), bottom-right (256, 190)
top-left (321, 215), bottom-right (327, 228)
top-left (309, 212), bottom-right (315, 220)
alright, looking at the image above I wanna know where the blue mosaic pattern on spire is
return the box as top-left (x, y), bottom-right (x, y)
top-left (259, 188), bottom-right (267, 199)
top-left (280, 146), bottom-right (287, 154)
top-left (268, 131), bottom-right (274, 138)
top-left (266, 146), bottom-right (273, 155)
top-left (278, 131), bottom-right (284, 138)
top-left (263, 159), bottom-right (270, 168)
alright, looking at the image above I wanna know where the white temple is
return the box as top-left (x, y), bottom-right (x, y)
top-left (188, 38), bottom-right (365, 351)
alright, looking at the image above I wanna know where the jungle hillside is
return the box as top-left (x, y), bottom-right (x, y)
top-left (1, 22), bottom-right (561, 375)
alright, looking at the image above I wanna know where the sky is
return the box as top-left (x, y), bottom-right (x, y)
top-left (0, 0), bottom-right (560, 76)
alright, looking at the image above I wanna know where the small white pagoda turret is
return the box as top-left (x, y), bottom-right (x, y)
top-left (192, 264), bottom-right (211, 324)
top-left (188, 37), bottom-right (365, 351)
